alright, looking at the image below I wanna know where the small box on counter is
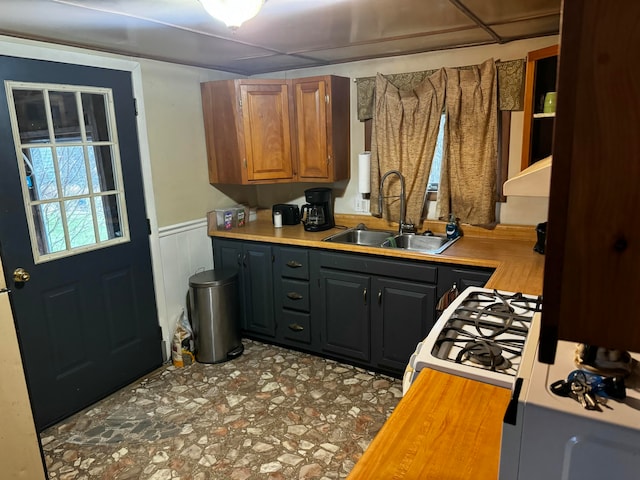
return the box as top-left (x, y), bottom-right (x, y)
top-left (207, 205), bottom-right (254, 231)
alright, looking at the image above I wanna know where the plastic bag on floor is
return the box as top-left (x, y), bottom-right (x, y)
top-left (171, 309), bottom-right (195, 368)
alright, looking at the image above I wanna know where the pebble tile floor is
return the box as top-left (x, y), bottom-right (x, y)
top-left (41, 339), bottom-right (402, 480)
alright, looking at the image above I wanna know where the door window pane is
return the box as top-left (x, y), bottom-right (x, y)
top-left (82, 93), bottom-right (110, 142)
top-left (64, 198), bottom-right (96, 248)
top-left (23, 147), bottom-right (59, 200)
top-left (89, 145), bottom-right (117, 192)
top-left (33, 203), bottom-right (66, 254)
top-left (50, 91), bottom-right (81, 142)
top-left (95, 195), bottom-right (122, 241)
top-left (57, 146), bottom-right (89, 197)
top-left (8, 82), bottom-right (130, 262)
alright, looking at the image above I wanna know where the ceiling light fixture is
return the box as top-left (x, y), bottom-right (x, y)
top-left (199, 0), bottom-right (265, 29)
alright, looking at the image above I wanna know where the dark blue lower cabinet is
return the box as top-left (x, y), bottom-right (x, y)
top-left (212, 238), bottom-right (275, 338)
top-left (371, 278), bottom-right (437, 373)
top-left (318, 269), bottom-right (371, 362)
top-left (213, 239), bottom-right (493, 377)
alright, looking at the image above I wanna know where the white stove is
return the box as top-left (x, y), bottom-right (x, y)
top-left (403, 286), bottom-right (542, 393)
top-left (500, 340), bottom-right (640, 479)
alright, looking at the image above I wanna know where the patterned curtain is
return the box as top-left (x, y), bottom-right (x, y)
top-left (370, 70), bottom-right (446, 225)
top-left (356, 58), bottom-right (524, 121)
top-left (436, 59), bottom-right (498, 225)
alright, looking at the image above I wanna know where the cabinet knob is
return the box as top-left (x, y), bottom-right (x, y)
top-left (286, 260), bottom-right (303, 268)
top-left (286, 292), bottom-right (303, 300)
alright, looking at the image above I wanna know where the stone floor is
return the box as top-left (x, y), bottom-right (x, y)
top-left (41, 339), bottom-right (402, 480)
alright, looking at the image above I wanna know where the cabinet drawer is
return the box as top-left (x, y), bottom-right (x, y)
top-left (316, 251), bottom-right (437, 284)
top-left (280, 310), bottom-right (311, 344)
top-left (281, 279), bottom-right (310, 311)
top-left (278, 248), bottom-right (309, 280)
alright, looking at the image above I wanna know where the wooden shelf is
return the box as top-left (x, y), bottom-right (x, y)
top-left (521, 45), bottom-right (559, 172)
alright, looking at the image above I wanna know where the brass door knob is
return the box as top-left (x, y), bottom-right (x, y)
top-left (13, 268), bottom-right (31, 283)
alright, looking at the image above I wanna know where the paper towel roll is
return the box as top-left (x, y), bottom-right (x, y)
top-left (358, 151), bottom-right (371, 194)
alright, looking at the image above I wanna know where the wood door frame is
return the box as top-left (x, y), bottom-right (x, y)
top-left (0, 36), bottom-right (167, 474)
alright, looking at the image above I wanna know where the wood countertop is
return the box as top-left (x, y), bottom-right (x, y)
top-left (346, 369), bottom-right (512, 480)
top-left (209, 213), bottom-right (545, 479)
top-left (209, 213), bottom-right (545, 295)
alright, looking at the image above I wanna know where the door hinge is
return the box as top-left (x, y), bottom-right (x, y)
top-left (133, 98), bottom-right (138, 116)
top-left (146, 218), bottom-right (152, 235)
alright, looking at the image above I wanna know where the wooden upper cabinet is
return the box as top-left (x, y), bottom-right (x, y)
top-left (239, 82), bottom-right (294, 182)
top-left (201, 75), bottom-right (350, 185)
top-left (201, 79), bottom-right (293, 184)
top-left (293, 76), bottom-right (350, 182)
top-left (521, 45), bottom-right (558, 171)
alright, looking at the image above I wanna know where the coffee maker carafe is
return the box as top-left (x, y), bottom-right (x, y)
top-left (301, 187), bottom-right (335, 232)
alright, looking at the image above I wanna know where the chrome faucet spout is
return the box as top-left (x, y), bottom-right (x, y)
top-left (378, 169), bottom-right (407, 236)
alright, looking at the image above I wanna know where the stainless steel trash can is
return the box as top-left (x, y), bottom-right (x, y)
top-left (188, 269), bottom-right (243, 363)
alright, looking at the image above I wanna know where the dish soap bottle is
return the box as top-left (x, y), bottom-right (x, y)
top-left (446, 214), bottom-right (461, 239)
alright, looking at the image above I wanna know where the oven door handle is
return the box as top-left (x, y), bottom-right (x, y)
top-left (503, 377), bottom-right (523, 425)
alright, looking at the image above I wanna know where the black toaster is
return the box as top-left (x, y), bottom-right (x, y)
top-left (272, 204), bottom-right (301, 225)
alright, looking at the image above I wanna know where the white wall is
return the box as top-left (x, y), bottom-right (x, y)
top-left (158, 220), bottom-right (213, 360)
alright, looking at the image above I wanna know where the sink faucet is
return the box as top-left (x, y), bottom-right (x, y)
top-left (378, 170), bottom-right (408, 235)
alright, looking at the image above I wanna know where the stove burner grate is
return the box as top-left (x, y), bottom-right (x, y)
top-left (456, 340), bottom-right (512, 371)
top-left (429, 289), bottom-right (540, 377)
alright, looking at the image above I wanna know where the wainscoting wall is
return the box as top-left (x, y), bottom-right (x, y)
top-left (158, 218), bottom-right (213, 359)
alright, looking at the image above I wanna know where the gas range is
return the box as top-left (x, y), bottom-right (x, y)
top-left (406, 287), bottom-right (542, 391)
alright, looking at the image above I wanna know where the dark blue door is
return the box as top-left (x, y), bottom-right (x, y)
top-left (0, 55), bottom-right (162, 430)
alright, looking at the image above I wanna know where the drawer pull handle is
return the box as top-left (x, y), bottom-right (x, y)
top-left (363, 287), bottom-right (367, 304)
top-left (287, 292), bottom-right (303, 300)
top-left (286, 260), bottom-right (303, 268)
top-left (378, 290), bottom-right (382, 305)
top-left (288, 323), bottom-right (304, 332)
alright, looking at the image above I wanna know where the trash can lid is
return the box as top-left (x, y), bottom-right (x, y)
top-left (189, 269), bottom-right (237, 287)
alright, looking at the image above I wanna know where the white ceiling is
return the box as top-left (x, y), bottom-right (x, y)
top-left (0, 0), bottom-right (561, 75)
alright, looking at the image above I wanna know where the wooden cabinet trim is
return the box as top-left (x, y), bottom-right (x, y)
top-left (521, 44), bottom-right (559, 172)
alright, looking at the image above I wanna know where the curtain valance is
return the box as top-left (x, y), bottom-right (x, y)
top-left (355, 58), bottom-right (524, 121)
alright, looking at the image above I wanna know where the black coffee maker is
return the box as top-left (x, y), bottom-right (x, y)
top-left (301, 187), bottom-right (335, 232)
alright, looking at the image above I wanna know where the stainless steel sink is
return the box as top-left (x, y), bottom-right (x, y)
top-left (381, 233), bottom-right (460, 254)
top-left (322, 228), bottom-right (396, 246)
top-left (322, 228), bottom-right (459, 254)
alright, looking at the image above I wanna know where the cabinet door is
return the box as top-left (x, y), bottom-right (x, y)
top-left (243, 244), bottom-right (276, 337)
top-left (540, 1), bottom-right (640, 361)
top-left (212, 239), bottom-right (246, 328)
top-left (372, 278), bottom-right (436, 374)
top-left (319, 269), bottom-right (370, 362)
top-left (294, 78), bottom-right (329, 180)
top-left (438, 266), bottom-right (493, 300)
top-left (239, 82), bottom-right (294, 182)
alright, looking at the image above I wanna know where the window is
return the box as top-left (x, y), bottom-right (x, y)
top-left (427, 113), bottom-right (446, 192)
top-left (7, 82), bottom-right (129, 263)
top-left (364, 111), bottom-right (510, 201)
